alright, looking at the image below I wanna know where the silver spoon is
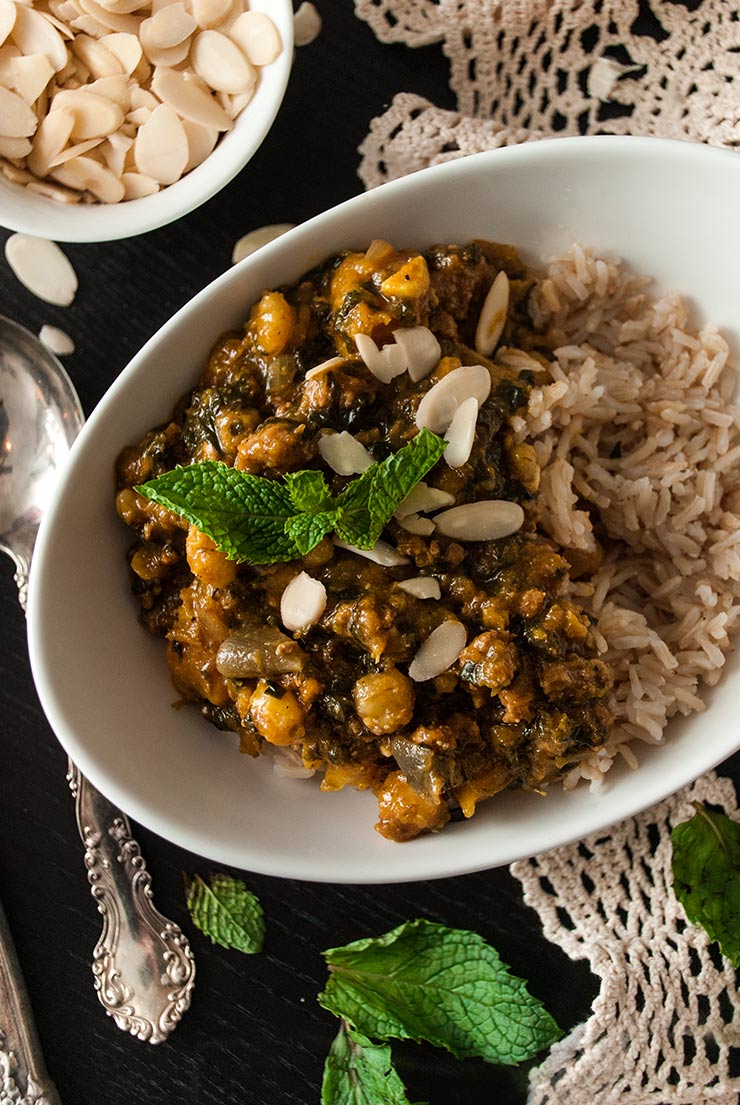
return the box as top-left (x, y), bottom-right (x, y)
top-left (0, 317), bottom-right (195, 1095)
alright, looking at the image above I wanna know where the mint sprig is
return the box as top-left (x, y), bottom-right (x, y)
top-left (319, 919), bottom-right (561, 1067)
top-left (321, 1022), bottom-right (421, 1105)
top-left (185, 873), bottom-right (265, 954)
top-left (135, 428), bottom-right (446, 565)
top-left (671, 801), bottom-right (740, 967)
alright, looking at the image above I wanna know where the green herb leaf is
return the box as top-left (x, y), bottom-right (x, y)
top-left (285, 509), bottom-right (340, 555)
top-left (284, 469), bottom-right (334, 513)
top-left (671, 802), bottom-right (740, 967)
top-left (321, 1022), bottom-right (417, 1105)
top-left (185, 873), bottom-right (265, 954)
top-left (136, 461), bottom-right (300, 564)
top-left (335, 429), bottom-right (446, 548)
top-left (319, 919), bottom-right (561, 1066)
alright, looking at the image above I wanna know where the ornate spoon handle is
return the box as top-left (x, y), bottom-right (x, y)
top-left (67, 763), bottom-right (195, 1044)
top-left (0, 900), bottom-right (61, 1105)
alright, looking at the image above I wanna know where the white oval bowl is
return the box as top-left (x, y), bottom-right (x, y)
top-left (0, 0), bottom-right (293, 243)
top-left (27, 136), bottom-right (740, 882)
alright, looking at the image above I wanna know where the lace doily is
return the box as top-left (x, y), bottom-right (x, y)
top-left (353, 4), bottom-right (740, 1099)
top-left (355, 0), bottom-right (740, 187)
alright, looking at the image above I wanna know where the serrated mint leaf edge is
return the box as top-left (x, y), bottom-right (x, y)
top-left (185, 873), bottom-right (265, 954)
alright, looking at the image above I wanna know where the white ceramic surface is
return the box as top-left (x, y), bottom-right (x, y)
top-left (0, 0), bottom-right (293, 243)
top-left (27, 136), bottom-right (740, 882)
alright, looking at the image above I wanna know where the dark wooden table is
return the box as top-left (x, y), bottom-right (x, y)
top-left (0, 5), bottom-right (737, 1103)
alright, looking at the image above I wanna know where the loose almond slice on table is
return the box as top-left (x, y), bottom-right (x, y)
top-left (5, 234), bottom-right (78, 306)
top-left (134, 102), bottom-right (188, 183)
top-left (100, 31), bottom-right (142, 74)
top-left (5, 53), bottom-right (55, 105)
top-left (39, 324), bottom-right (75, 355)
top-left (51, 154), bottom-right (125, 202)
top-left (228, 11), bottom-right (281, 66)
top-left (293, 1), bottom-right (321, 47)
top-left (191, 29), bottom-right (255, 94)
top-left (11, 5), bottom-right (68, 71)
top-left (52, 88), bottom-right (124, 139)
top-left (121, 170), bottom-right (158, 198)
top-left (146, 2), bottom-right (196, 48)
top-left (0, 85), bottom-right (39, 137)
top-left (28, 107), bottom-right (74, 174)
top-left (0, 0), bottom-right (17, 49)
top-left (191, 0), bottom-right (232, 31)
top-left (151, 66), bottom-right (232, 130)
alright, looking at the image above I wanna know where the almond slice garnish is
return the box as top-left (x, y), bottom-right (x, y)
top-left (396, 577), bottom-right (441, 600)
top-left (355, 332), bottom-right (408, 383)
top-left (146, 2), bottom-right (196, 48)
top-left (228, 11), bottom-right (280, 66)
top-left (443, 395), bottom-right (479, 468)
top-left (408, 621), bottom-right (467, 682)
top-left (51, 153), bottom-right (125, 202)
top-left (134, 101), bottom-right (187, 183)
top-left (392, 325), bottom-right (441, 382)
top-left (475, 270), bottom-right (509, 357)
top-left (191, 29), bottom-right (255, 94)
top-left (433, 500), bottom-right (525, 541)
top-left (121, 169), bottom-right (159, 197)
top-left (28, 106), bottom-right (74, 174)
top-left (398, 512), bottom-right (435, 536)
top-left (317, 430), bottom-right (374, 476)
top-left (415, 364), bottom-right (491, 433)
top-left (5, 53), bottom-right (55, 106)
top-left (0, 85), bottom-right (39, 137)
top-left (52, 88), bottom-right (124, 138)
top-left (231, 224), bottom-right (295, 263)
top-left (39, 323), bottom-right (75, 355)
top-left (11, 5), bottom-right (68, 72)
top-left (394, 481), bottom-right (454, 519)
top-left (100, 31), bottom-right (142, 74)
top-left (150, 65), bottom-right (232, 130)
top-left (280, 571), bottom-right (327, 634)
top-left (181, 116), bottom-right (217, 172)
top-left (5, 233), bottom-right (78, 305)
top-left (333, 538), bottom-right (410, 568)
top-left (191, 0), bottom-right (231, 31)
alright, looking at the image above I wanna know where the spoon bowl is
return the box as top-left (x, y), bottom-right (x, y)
top-left (0, 317), bottom-right (83, 605)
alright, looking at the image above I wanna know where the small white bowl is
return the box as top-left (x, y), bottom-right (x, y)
top-left (0, 0), bottom-right (293, 243)
top-left (27, 136), bottom-right (740, 882)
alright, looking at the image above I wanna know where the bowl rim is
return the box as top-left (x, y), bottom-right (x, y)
top-left (0, 0), bottom-right (294, 243)
top-left (27, 134), bottom-right (740, 881)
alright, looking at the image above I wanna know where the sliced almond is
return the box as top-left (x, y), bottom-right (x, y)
top-left (393, 325), bottom-right (440, 382)
top-left (77, 0), bottom-right (141, 35)
top-left (150, 65), bottom-right (231, 129)
top-left (475, 270), bottom-right (509, 357)
top-left (121, 169), bottom-right (159, 197)
top-left (100, 127), bottom-right (132, 173)
top-left (5, 52), bottom-right (55, 105)
top-left (126, 105), bottom-right (151, 124)
top-left (52, 88), bottom-right (124, 138)
top-left (398, 513), bottom-right (435, 536)
top-left (408, 621), bottom-right (467, 682)
top-left (96, 0), bottom-right (149, 13)
top-left (4, 233), bottom-right (78, 305)
top-left (51, 153), bottom-right (125, 201)
top-left (394, 481), bottom-right (454, 519)
top-left (396, 577), bottom-right (441, 600)
top-left (26, 176), bottom-right (81, 201)
top-left (220, 86), bottom-right (252, 118)
top-left (39, 323), bottom-right (75, 354)
top-left (355, 332), bottom-right (407, 383)
top-left (129, 84), bottom-right (158, 109)
top-left (134, 101), bottom-right (187, 183)
top-left (11, 5), bottom-right (68, 72)
top-left (191, 29), bottom-right (255, 94)
top-left (48, 134), bottom-right (104, 165)
top-left (280, 571), bottom-right (327, 634)
top-left (0, 85), bottom-right (39, 137)
top-left (228, 11), bottom-right (280, 66)
top-left (333, 538), bottom-right (409, 567)
top-left (146, 1), bottom-right (195, 48)
top-left (415, 364), bottom-right (491, 433)
top-left (318, 431), bottom-right (373, 476)
top-left (293, 1), bottom-right (321, 47)
top-left (41, 11), bottom-right (74, 38)
top-left (433, 500), bottom-right (525, 541)
top-left (69, 13), bottom-right (111, 38)
top-left (303, 354), bottom-right (343, 380)
top-left (139, 18), bottom-right (190, 66)
top-left (191, 0), bottom-right (231, 31)
top-left (0, 134), bottom-right (32, 157)
top-left (71, 34), bottom-right (125, 79)
top-left (230, 222), bottom-right (293, 263)
top-left (28, 105), bottom-right (74, 173)
top-left (1, 159), bottom-right (34, 182)
top-left (100, 30), bottom-right (141, 74)
top-left (181, 116), bottom-right (217, 171)
top-left (443, 395), bottom-right (478, 468)
top-left (0, 0), bottom-right (17, 49)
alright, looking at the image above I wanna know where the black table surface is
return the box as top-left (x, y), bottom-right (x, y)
top-left (1, 5), bottom-right (738, 1104)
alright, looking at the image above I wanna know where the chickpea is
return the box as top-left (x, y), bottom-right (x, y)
top-left (186, 526), bottom-right (237, 589)
top-left (249, 680), bottom-right (305, 746)
top-left (353, 669), bottom-right (415, 736)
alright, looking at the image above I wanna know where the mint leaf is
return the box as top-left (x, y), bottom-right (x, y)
top-left (284, 469), bottom-right (334, 513)
top-left (321, 1022), bottom-right (418, 1105)
top-left (185, 873), bottom-right (264, 954)
top-left (136, 461), bottom-right (300, 564)
top-left (335, 429), bottom-right (446, 548)
top-left (285, 509), bottom-right (339, 555)
top-left (671, 802), bottom-right (740, 967)
top-left (319, 919), bottom-right (560, 1066)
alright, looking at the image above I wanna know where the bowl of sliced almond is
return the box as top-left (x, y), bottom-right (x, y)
top-left (0, 0), bottom-right (293, 241)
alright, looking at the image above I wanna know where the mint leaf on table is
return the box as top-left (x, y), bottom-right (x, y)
top-left (334, 428), bottom-right (447, 548)
top-left (136, 461), bottom-right (299, 564)
top-left (321, 1021), bottom-right (421, 1105)
top-left (136, 430), bottom-right (446, 564)
top-left (319, 919), bottom-right (561, 1066)
top-left (671, 802), bottom-right (740, 967)
top-left (185, 873), bottom-right (265, 954)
